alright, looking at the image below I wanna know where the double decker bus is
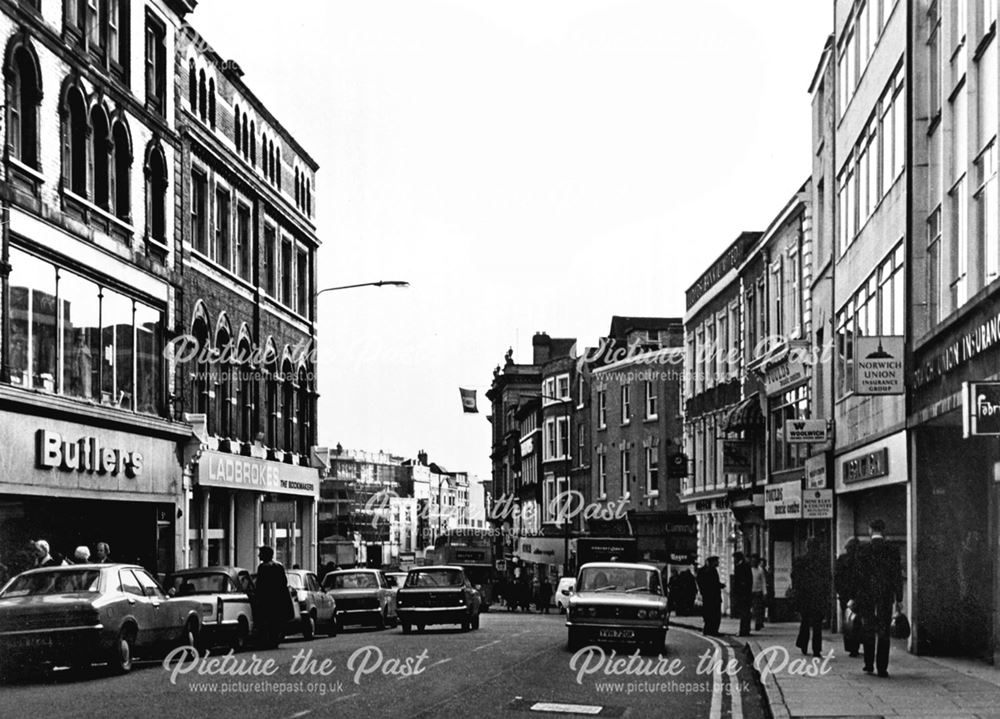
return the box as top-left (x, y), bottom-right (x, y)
top-left (425, 529), bottom-right (497, 609)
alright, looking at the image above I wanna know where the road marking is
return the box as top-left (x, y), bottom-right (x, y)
top-left (289, 711), bottom-right (312, 718)
top-left (333, 693), bottom-right (360, 703)
top-left (529, 702), bottom-right (603, 714)
top-left (429, 658), bottom-right (453, 668)
top-left (473, 640), bottom-right (502, 651)
top-left (727, 645), bottom-right (744, 719)
top-left (672, 626), bottom-right (725, 719)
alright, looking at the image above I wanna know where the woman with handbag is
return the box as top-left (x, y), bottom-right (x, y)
top-left (835, 537), bottom-right (861, 657)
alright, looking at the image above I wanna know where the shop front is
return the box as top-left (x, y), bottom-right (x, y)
top-left (0, 402), bottom-right (186, 577)
top-left (190, 449), bottom-right (319, 571)
top-left (515, 535), bottom-right (566, 584)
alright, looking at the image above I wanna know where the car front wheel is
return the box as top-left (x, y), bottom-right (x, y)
top-left (401, 623), bottom-right (412, 634)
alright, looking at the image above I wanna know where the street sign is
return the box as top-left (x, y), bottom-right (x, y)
top-left (784, 419), bottom-right (828, 443)
top-left (963, 382), bottom-right (1000, 437)
top-left (855, 336), bottom-right (904, 395)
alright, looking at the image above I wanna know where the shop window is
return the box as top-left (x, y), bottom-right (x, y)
top-left (8, 249), bottom-right (56, 391)
top-left (8, 43), bottom-right (41, 169)
top-left (135, 302), bottom-right (162, 415)
top-left (59, 272), bottom-right (100, 401)
top-left (101, 288), bottom-right (133, 409)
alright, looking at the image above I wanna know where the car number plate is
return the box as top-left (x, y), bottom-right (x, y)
top-left (12, 634), bottom-right (55, 648)
top-left (598, 628), bottom-right (635, 640)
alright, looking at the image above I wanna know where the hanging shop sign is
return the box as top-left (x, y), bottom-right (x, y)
top-left (764, 480), bottom-right (802, 520)
top-left (801, 489), bottom-right (833, 519)
top-left (719, 439), bottom-right (751, 474)
top-left (783, 419), bottom-right (828, 444)
top-left (855, 337), bottom-right (905, 395)
top-left (963, 381), bottom-right (1000, 437)
top-left (804, 454), bottom-right (827, 489)
top-left (762, 358), bottom-right (808, 396)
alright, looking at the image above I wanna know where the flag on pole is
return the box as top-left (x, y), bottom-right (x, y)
top-left (459, 387), bottom-right (478, 413)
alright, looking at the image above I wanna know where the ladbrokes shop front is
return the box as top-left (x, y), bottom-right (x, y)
top-left (188, 449), bottom-right (320, 571)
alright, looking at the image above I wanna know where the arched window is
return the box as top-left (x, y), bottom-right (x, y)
top-left (269, 140), bottom-right (275, 182)
top-left (236, 331), bottom-right (253, 444)
top-left (294, 168), bottom-right (300, 207)
top-left (234, 104), bottom-right (241, 152)
top-left (65, 86), bottom-right (88, 197)
top-left (112, 119), bottom-right (132, 220)
top-left (191, 310), bottom-right (211, 427)
top-left (250, 121), bottom-right (256, 166)
top-left (188, 59), bottom-right (196, 110)
top-left (241, 114), bottom-right (248, 159)
top-left (305, 178), bottom-right (311, 216)
top-left (8, 44), bottom-right (41, 168)
top-left (297, 365), bottom-right (311, 456)
top-left (281, 357), bottom-right (294, 453)
top-left (215, 322), bottom-right (232, 439)
top-left (198, 68), bottom-right (206, 121)
top-left (91, 105), bottom-right (111, 209)
top-left (264, 340), bottom-right (279, 448)
top-left (276, 148), bottom-right (281, 190)
top-left (144, 143), bottom-right (167, 243)
top-left (208, 78), bottom-right (215, 129)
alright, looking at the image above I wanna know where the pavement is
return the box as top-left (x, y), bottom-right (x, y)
top-left (672, 615), bottom-right (1000, 719)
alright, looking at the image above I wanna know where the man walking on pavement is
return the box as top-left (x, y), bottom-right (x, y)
top-left (792, 537), bottom-right (830, 657)
top-left (697, 556), bottom-right (725, 637)
top-left (852, 519), bottom-right (903, 677)
top-left (254, 545), bottom-right (292, 649)
top-left (751, 554), bottom-right (768, 631)
top-left (835, 537), bottom-right (861, 657)
top-left (733, 552), bottom-right (753, 637)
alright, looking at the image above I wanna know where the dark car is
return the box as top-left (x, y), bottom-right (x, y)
top-left (286, 569), bottom-right (337, 639)
top-left (164, 567), bottom-right (255, 651)
top-left (565, 562), bottom-right (669, 654)
top-left (0, 564), bottom-right (202, 676)
top-left (396, 565), bottom-right (481, 633)
top-left (322, 569), bottom-right (397, 631)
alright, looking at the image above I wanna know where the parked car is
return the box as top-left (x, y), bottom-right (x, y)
top-left (385, 572), bottom-right (408, 591)
top-left (286, 569), bottom-right (337, 639)
top-left (565, 562), bottom-right (669, 654)
top-left (321, 569), bottom-right (397, 630)
top-left (555, 577), bottom-right (576, 613)
top-left (0, 564), bottom-right (202, 677)
top-left (396, 565), bottom-right (481, 633)
top-left (165, 566), bottom-right (255, 651)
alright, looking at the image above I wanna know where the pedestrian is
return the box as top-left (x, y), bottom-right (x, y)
top-left (850, 519), bottom-right (903, 678)
top-left (254, 545), bottom-right (293, 649)
top-left (791, 537), bottom-right (830, 658)
top-left (732, 552), bottom-right (753, 636)
top-left (666, 569), bottom-right (679, 615)
top-left (834, 537), bottom-right (861, 657)
top-left (94, 542), bottom-right (111, 563)
top-left (538, 576), bottom-right (552, 614)
top-left (676, 565), bottom-right (698, 615)
top-left (696, 556), bottom-right (725, 637)
top-left (73, 546), bottom-right (91, 564)
top-left (751, 555), bottom-right (768, 631)
top-left (33, 540), bottom-right (60, 568)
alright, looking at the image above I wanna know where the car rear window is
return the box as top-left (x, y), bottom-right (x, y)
top-left (2, 570), bottom-right (101, 596)
top-left (405, 570), bottom-right (463, 588)
top-left (324, 572), bottom-right (377, 589)
top-left (167, 573), bottom-right (231, 595)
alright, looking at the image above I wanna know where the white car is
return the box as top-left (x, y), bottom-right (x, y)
top-left (555, 577), bottom-right (576, 613)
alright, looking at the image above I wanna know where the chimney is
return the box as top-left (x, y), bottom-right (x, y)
top-left (533, 332), bottom-right (551, 365)
top-left (417, 449), bottom-right (428, 466)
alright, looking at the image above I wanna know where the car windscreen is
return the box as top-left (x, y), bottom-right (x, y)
top-left (167, 573), bottom-right (230, 595)
top-left (405, 570), bottom-right (463, 588)
top-left (324, 572), bottom-right (377, 589)
top-left (286, 574), bottom-right (304, 589)
top-left (1, 570), bottom-right (101, 597)
top-left (577, 567), bottom-right (662, 594)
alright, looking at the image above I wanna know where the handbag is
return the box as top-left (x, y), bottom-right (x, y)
top-left (890, 610), bottom-right (911, 640)
top-left (843, 605), bottom-right (861, 640)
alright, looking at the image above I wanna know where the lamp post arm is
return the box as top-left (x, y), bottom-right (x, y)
top-left (314, 281), bottom-right (410, 297)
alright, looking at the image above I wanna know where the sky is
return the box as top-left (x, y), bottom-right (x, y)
top-left (192, 0), bottom-right (833, 482)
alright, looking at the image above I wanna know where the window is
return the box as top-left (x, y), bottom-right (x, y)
top-left (92, 107), bottom-right (111, 209)
top-left (557, 416), bottom-right (569, 458)
top-left (241, 114), bottom-right (249, 159)
top-left (236, 203), bottom-right (251, 280)
top-left (951, 176), bottom-right (969, 308)
top-left (215, 188), bottom-right (231, 269)
top-left (208, 79), bottom-right (216, 129)
top-left (620, 450), bottom-right (630, 499)
top-left (306, 178), bottom-right (312, 216)
top-left (597, 390), bottom-right (606, 428)
top-left (297, 366), bottom-right (311, 455)
top-left (928, 206), bottom-right (943, 323)
top-left (234, 105), bottom-right (241, 152)
top-left (770, 385), bottom-right (810, 472)
top-left (295, 168), bottom-right (300, 206)
top-left (975, 142), bottom-right (999, 286)
top-left (645, 380), bottom-right (658, 419)
top-left (8, 44), bottom-right (40, 169)
top-left (134, 301), bottom-right (162, 415)
top-left (215, 326), bottom-right (231, 438)
top-left (198, 68), bottom-right (206, 121)
top-left (645, 447), bottom-right (659, 496)
top-left (188, 59), bottom-right (196, 110)
top-left (65, 87), bottom-right (88, 197)
top-left (59, 272), bottom-right (100, 401)
top-left (281, 239), bottom-right (293, 307)
top-left (144, 13), bottom-right (166, 114)
top-left (276, 148), bottom-right (282, 190)
top-left (145, 144), bottom-right (167, 245)
top-left (191, 170), bottom-right (208, 254)
top-left (112, 121), bottom-right (131, 220)
top-left (264, 225), bottom-right (277, 296)
top-left (250, 121), bottom-right (256, 166)
top-left (282, 361), bottom-right (295, 452)
top-left (929, 1), bottom-right (942, 121)
top-left (621, 384), bottom-right (631, 423)
top-left (101, 287), bottom-right (134, 410)
top-left (296, 248), bottom-right (309, 315)
top-left (597, 453), bottom-right (606, 497)
top-left (557, 374), bottom-right (570, 400)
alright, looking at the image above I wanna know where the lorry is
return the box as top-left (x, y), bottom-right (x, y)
top-left (572, 537), bottom-right (638, 570)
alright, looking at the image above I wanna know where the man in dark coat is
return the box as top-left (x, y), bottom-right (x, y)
top-left (851, 520), bottom-right (903, 677)
top-left (732, 552), bottom-right (754, 637)
top-left (697, 556), bottom-right (725, 636)
top-left (791, 537), bottom-right (830, 657)
top-left (254, 546), bottom-right (292, 649)
top-left (834, 537), bottom-right (861, 657)
top-left (675, 565), bottom-right (698, 615)
top-left (538, 577), bottom-right (553, 614)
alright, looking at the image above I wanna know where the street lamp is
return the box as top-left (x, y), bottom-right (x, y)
top-left (315, 280), bottom-right (410, 297)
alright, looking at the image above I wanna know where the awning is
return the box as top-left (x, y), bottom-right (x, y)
top-left (724, 394), bottom-right (764, 432)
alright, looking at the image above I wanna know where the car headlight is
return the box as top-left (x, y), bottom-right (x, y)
top-left (637, 609), bottom-right (648, 619)
top-left (584, 607), bottom-right (596, 617)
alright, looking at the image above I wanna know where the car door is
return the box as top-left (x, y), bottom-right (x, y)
top-left (118, 569), bottom-right (157, 649)
top-left (378, 572), bottom-right (395, 616)
top-left (307, 573), bottom-right (333, 625)
top-left (134, 568), bottom-right (174, 647)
